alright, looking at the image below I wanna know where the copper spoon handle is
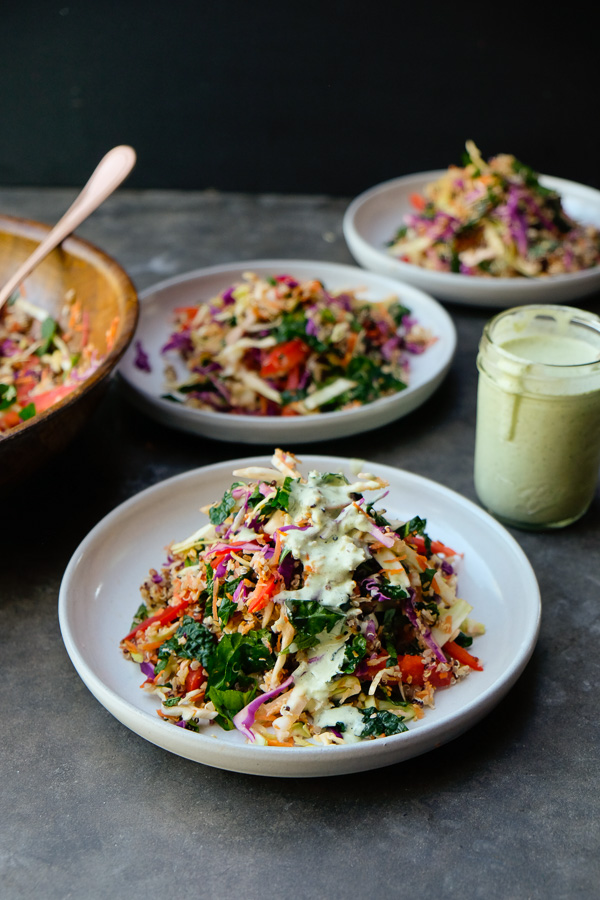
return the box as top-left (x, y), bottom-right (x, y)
top-left (0, 144), bottom-right (136, 311)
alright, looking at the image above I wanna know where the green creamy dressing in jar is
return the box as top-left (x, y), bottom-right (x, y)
top-left (474, 306), bottom-right (600, 529)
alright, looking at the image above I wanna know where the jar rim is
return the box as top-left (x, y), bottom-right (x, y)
top-left (483, 304), bottom-right (600, 371)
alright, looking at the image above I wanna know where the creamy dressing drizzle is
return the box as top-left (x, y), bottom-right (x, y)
top-left (276, 472), bottom-right (383, 609)
top-left (275, 471), bottom-right (387, 710)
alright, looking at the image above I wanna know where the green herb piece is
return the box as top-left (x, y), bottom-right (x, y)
top-left (320, 307), bottom-right (337, 324)
top-left (319, 472), bottom-right (349, 486)
top-left (274, 310), bottom-right (326, 352)
top-left (415, 598), bottom-right (440, 616)
top-left (390, 303), bottom-right (411, 327)
top-left (129, 603), bottom-right (149, 631)
top-left (365, 499), bottom-right (391, 528)
top-left (387, 225), bottom-right (408, 245)
top-left (360, 708), bottom-right (408, 738)
top-left (378, 607), bottom-right (408, 665)
top-left (18, 402), bottom-right (36, 421)
top-left (340, 356), bottom-right (407, 405)
top-left (248, 476), bottom-right (293, 519)
top-left (286, 600), bottom-right (345, 651)
top-left (511, 157), bottom-right (540, 189)
top-left (218, 593), bottom-right (238, 627)
top-left (419, 568), bottom-right (437, 593)
top-left (205, 631), bottom-right (275, 693)
top-left (155, 616), bottom-right (216, 674)
top-left (341, 634), bottom-right (368, 674)
top-left (379, 579), bottom-right (409, 602)
top-left (35, 317), bottom-right (59, 356)
top-left (453, 631), bottom-right (473, 648)
top-left (0, 384), bottom-right (17, 410)
top-left (207, 687), bottom-right (256, 730)
top-left (398, 516), bottom-right (427, 540)
top-left (163, 697), bottom-right (180, 707)
top-left (209, 484), bottom-right (242, 525)
top-left (384, 641), bottom-right (398, 668)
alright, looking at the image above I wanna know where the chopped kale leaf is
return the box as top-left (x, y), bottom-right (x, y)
top-left (341, 634), bottom-right (368, 673)
top-left (207, 686), bottom-right (257, 731)
top-left (209, 485), bottom-right (242, 525)
top-left (419, 568), bottom-right (437, 593)
top-left (0, 384), bottom-right (17, 410)
top-left (286, 600), bottom-right (345, 651)
top-left (155, 616), bottom-right (216, 674)
top-left (360, 708), bottom-right (408, 738)
top-left (205, 631), bottom-right (275, 693)
top-left (453, 631), bottom-right (473, 648)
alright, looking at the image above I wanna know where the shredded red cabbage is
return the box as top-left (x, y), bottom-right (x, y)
top-left (232, 674), bottom-right (295, 741)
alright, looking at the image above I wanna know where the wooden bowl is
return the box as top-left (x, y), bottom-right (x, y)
top-left (0, 214), bottom-right (138, 487)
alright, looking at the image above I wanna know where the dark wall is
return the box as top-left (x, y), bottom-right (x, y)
top-left (2, 2), bottom-right (598, 194)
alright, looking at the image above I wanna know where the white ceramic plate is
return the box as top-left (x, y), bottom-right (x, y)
top-left (343, 171), bottom-right (600, 307)
top-left (58, 454), bottom-right (541, 778)
top-left (118, 260), bottom-right (456, 443)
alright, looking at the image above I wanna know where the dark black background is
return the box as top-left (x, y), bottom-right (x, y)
top-left (2, 1), bottom-right (598, 194)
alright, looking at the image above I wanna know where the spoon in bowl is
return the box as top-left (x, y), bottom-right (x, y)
top-left (0, 144), bottom-right (136, 312)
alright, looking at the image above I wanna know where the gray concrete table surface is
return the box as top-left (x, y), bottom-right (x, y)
top-left (1, 188), bottom-right (599, 900)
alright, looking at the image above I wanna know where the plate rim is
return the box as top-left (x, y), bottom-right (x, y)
top-left (117, 258), bottom-right (457, 440)
top-left (343, 170), bottom-right (600, 299)
top-left (58, 453), bottom-right (542, 777)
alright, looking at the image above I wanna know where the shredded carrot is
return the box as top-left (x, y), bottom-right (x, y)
top-left (105, 315), bottom-right (120, 352)
top-left (340, 331), bottom-right (358, 367)
top-left (68, 299), bottom-right (82, 330)
top-left (212, 576), bottom-right (220, 621)
top-left (137, 636), bottom-right (169, 652)
top-left (247, 575), bottom-right (278, 614)
top-left (254, 711), bottom-right (279, 724)
top-left (415, 553), bottom-right (429, 571)
top-left (80, 309), bottom-right (90, 348)
top-left (271, 530), bottom-right (282, 567)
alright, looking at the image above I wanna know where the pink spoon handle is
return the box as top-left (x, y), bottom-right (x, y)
top-left (0, 144), bottom-right (136, 310)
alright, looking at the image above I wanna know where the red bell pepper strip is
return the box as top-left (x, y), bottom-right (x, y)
top-left (28, 383), bottom-right (78, 413)
top-left (410, 192), bottom-right (426, 211)
top-left (123, 598), bottom-right (189, 642)
top-left (445, 640), bottom-right (483, 671)
top-left (260, 339), bottom-right (310, 378)
top-left (184, 668), bottom-right (205, 693)
top-left (398, 654), bottom-right (425, 686)
top-left (174, 306), bottom-right (200, 327)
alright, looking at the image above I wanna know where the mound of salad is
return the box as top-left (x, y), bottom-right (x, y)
top-left (388, 140), bottom-right (600, 277)
top-left (0, 289), bottom-right (113, 432)
top-left (154, 272), bottom-right (434, 415)
top-left (120, 449), bottom-right (484, 747)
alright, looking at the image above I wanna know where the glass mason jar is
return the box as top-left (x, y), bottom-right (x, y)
top-left (474, 304), bottom-right (600, 530)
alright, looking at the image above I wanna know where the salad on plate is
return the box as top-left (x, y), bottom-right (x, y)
top-left (120, 449), bottom-right (484, 747)
top-left (388, 141), bottom-right (600, 278)
top-left (155, 272), bottom-right (434, 416)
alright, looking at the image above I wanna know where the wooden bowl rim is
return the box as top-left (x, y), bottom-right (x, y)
top-left (0, 213), bottom-right (139, 444)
